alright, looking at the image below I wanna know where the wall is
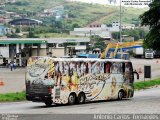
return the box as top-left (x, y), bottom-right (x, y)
top-left (0, 46), bottom-right (9, 58)
top-left (32, 48), bottom-right (47, 56)
top-left (52, 48), bottom-right (64, 57)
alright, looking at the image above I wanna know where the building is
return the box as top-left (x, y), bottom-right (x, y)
top-left (0, 25), bottom-right (12, 36)
top-left (121, 35), bottom-right (134, 42)
top-left (0, 18), bottom-right (5, 24)
top-left (0, 38), bottom-right (90, 66)
top-left (122, 24), bottom-right (135, 30)
top-left (112, 21), bottom-right (120, 28)
top-left (70, 25), bottom-right (112, 39)
top-left (111, 21), bottom-right (136, 30)
top-left (8, 18), bottom-right (43, 26)
top-left (70, 22), bottom-right (121, 39)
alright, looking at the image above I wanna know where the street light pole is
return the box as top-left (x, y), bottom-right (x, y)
top-left (119, 0), bottom-right (122, 58)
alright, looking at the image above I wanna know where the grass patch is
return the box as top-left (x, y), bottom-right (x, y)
top-left (134, 78), bottom-right (160, 90)
top-left (0, 79), bottom-right (160, 102)
top-left (0, 91), bottom-right (26, 102)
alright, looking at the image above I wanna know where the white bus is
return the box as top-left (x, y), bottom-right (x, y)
top-left (26, 57), bottom-right (139, 106)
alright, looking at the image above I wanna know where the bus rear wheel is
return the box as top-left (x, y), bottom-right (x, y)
top-left (45, 99), bottom-right (53, 106)
top-left (77, 93), bottom-right (85, 104)
top-left (68, 93), bottom-right (76, 105)
top-left (118, 90), bottom-right (124, 100)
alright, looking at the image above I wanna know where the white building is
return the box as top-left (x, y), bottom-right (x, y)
top-left (70, 23), bottom-right (120, 39)
top-left (122, 24), bottom-right (135, 30)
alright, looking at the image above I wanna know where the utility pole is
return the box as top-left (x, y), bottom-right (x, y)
top-left (119, 0), bottom-right (123, 58)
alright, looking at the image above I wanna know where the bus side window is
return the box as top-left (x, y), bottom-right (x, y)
top-left (117, 63), bottom-right (123, 73)
top-left (96, 62), bottom-right (100, 74)
top-left (88, 62), bottom-right (92, 74)
top-left (104, 62), bottom-right (110, 73)
top-left (69, 62), bottom-right (74, 76)
top-left (122, 62), bottom-right (125, 73)
top-left (124, 62), bottom-right (132, 83)
top-left (91, 62), bottom-right (100, 74)
top-left (77, 62), bottom-right (81, 77)
top-left (80, 62), bottom-right (87, 76)
top-left (85, 62), bottom-right (88, 74)
top-left (64, 62), bottom-right (69, 76)
top-left (111, 62), bottom-right (117, 73)
top-left (100, 62), bottom-right (104, 73)
top-left (54, 62), bottom-right (59, 86)
top-left (125, 62), bottom-right (130, 73)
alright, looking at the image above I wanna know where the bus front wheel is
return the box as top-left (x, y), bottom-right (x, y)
top-left (118, 90), bottom-right (124, 100)
top-left (68, 93), bottom-right (76, 105)
top-left (45, 99), bottom-right (53, 106)
top-left (77, 93), bottom-right (85, 104)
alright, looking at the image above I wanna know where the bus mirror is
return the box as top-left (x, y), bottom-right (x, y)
top-left (133, 71), bottom-right (139, 80)
top-left (137, 73), bottom-right (139, 80)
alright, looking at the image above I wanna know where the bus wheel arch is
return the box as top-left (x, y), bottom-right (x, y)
top-left (77, 92), bottom-right (86, 104)
top-left (118, 89), bottom-right (124, 100)
top-left (44, 99), bottom-right (53, 106)
top-left (68, 92), bottom-right (77, 105)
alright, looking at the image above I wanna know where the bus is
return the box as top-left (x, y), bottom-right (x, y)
top-left (25, 57), bottom-right (139, 106)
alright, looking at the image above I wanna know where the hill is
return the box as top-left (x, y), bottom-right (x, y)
top-left (2, 0), bottom-right (148, 28)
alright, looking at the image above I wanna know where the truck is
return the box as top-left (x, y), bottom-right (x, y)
top-left (133, 47), bottom-right (144, 58)
top-left (133, 47), bottom-right (154, 59)
top-left (144, 49), bottom-right (154, 59)
top-left (153, 50), bottom-right (160, 58)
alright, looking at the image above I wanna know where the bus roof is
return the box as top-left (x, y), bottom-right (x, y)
top-left (30, 56), bottom-right (130, 62)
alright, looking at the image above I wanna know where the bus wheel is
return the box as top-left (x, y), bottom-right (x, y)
top-left (68, 93), bottom-right (76, 105)
top-left (45, 99), bottom-right (53, 106)
top-left (77, 93), bottom-right (85, 104)
top-left (118, 90), bottom-right (124, 100)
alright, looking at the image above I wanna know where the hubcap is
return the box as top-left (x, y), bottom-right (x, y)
top-left (80, 95), bottom-right (84, 102)
top-left (69, 95), bottom-right (74, 102)
top-left (119, 92), bottom-right (123, 99)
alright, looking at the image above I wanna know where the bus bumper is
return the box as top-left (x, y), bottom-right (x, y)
top-left (26, 93), bottom-right (52, 102)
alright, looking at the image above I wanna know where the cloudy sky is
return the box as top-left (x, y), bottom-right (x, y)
top-left (69, 0), bottom-right (112, 5)
top-left (69, 0), bottom-right (150, 8)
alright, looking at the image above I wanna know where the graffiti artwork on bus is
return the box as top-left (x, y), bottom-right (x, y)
top-left (53, 61), bottom-right (112, 100)
top-left (79, 73), bottom-right (110, 100)
top-left (26, 57), bottom-right (54, 84)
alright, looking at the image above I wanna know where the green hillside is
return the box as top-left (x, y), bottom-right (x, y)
top-left (2, 0), bottom-right (147, 26)
top-left (4, 0), bottom-right (65, 13)
top-left (64, 2), bottom-right (148, 26)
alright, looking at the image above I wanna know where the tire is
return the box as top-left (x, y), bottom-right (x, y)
top-left (77, 93), bottom-right (85, 104)
top-left (118, 90), bottom-right (124, 100)
top-left (130, 90), bottom-right (134, 98)
top-left (68, 93), bottom-right (76, 105)
top-left (45, 99), bottom-right (53, 106)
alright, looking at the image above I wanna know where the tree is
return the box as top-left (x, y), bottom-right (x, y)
top-left (112, 32), bottom-right (120, 40)
top-left (90, 35), bottom-right (106, 51)
top-left (15, 28), bottom-right (20, 33)
top-left (27, 31), bottom-right (39, 38)
top-left (139, 0), bottom-right (160, 50)
top-left (72, 23), bottom-right (80, 30)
